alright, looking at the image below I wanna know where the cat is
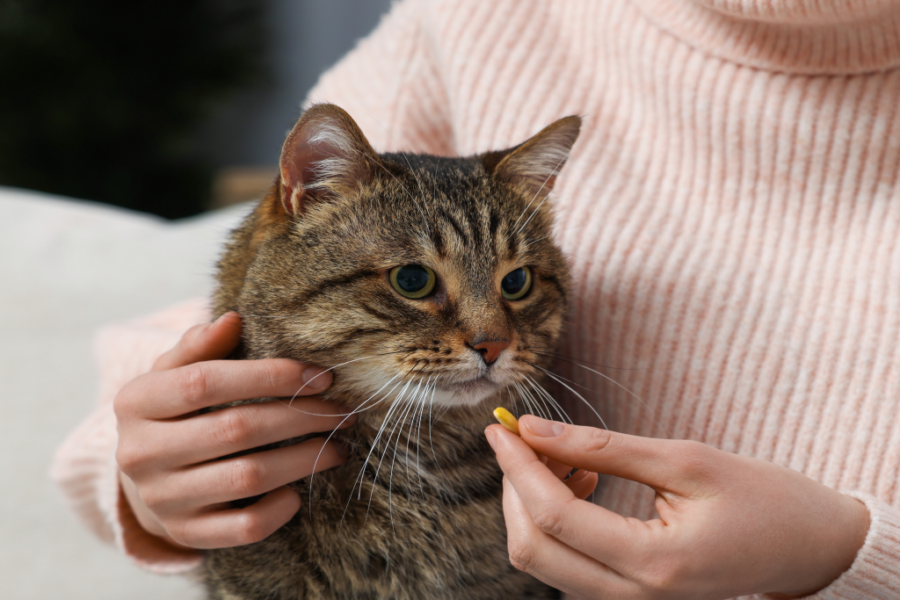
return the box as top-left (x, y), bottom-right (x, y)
top-left (205, 103), bottom-right (580, 600)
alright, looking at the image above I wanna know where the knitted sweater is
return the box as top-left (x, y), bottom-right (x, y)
top-left (52, 1), bottom-right (900, 598)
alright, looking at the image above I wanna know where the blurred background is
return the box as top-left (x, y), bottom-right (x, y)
top-left (0, 0), bottom-right (392, 218)
top-left (0, 2), bottom-right (391, 598)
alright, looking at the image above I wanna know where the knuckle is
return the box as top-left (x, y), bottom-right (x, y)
top-left (229, 458), bottom-right (267, 497)
top-left (531, 504), bottom-right (566, 538)
top-left (507, 540), bottom-right (535, 573)
top-left (259, 360), bottom-right (285, 387)
top-left (214, 410), bottom-right (253, 448)
top-left (640, 557), bottom-right (687, 595)
top-left (115, 445), bottom-right (141, 475)
top-left (581, 427), bottom-right (615, 455)
top-left (671, 440), bottom-right (713, 479)
top-left (166, 520), bottom-right (192, 547)
top-left (256, 361), bottom-right (290, 398)
top-left (233, 512), bottom-right (270, 545)
top-left (178, 364), bottom-right (212, 407)
top-left (138, 486), bottom-right (166, 512)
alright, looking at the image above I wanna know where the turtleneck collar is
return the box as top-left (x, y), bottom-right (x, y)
top-left (629, 0), bottom-right (900, 74)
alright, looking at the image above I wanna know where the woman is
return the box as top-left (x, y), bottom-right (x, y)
top-left (55, 0), bottom-right (900, 597)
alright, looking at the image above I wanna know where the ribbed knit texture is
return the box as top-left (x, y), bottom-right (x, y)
top-left (53, 1), bottom-right (900, 597)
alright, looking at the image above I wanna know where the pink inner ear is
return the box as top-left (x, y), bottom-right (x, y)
top-left (492, 116), bottom-right (581, 200)
top-left (280, 128), bottom-right (336, 216)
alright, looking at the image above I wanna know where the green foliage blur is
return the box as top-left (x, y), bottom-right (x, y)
top-left (0, 0), bottom-right (265, 219)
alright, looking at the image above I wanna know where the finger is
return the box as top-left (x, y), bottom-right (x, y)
top-left (544, 456), bottom-right (576, 480)
top-left (544, 456), bottom-right (596, 498)
top-left (153, 312), bottom-right (243, 372)
top-left (144, 399), bottom-right (356, 469)
top-left (487, 424), bottom-right (650, 570)
top-left (158, 437), bottom-right (347, 510)
top-left (502, 477), bottom-right (636, 599)
top-left (519, 416), bottom-right (715, 491)
top-left (565, 469), bottom-right (599, 500)
top-left (172, 486), bottom-right (300, 549)
top-left (132, 358), bottom-right (333, 419)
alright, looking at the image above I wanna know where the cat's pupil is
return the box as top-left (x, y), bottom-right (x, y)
top-left (502, 268), bottom-right (527, 294)
top-left (396, 265), bottom-right (430, 292)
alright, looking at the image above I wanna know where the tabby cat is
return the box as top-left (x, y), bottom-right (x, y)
top-left (206, 103), bottom-right (580, 600)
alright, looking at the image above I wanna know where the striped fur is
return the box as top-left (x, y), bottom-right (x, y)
top-left (205, 105), bottom-right (579, 600)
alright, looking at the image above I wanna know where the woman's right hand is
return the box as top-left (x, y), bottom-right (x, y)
top-left (113, 312), bottom-right (353, 550)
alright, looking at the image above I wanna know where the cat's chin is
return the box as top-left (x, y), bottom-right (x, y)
top-left (431, 376), bottom-right (499, 407)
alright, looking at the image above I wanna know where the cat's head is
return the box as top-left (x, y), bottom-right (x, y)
top-left (217, 104), bottom-right (580, 409)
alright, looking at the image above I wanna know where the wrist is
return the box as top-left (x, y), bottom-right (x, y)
top-left (774, 493), bottom-right (870, 598)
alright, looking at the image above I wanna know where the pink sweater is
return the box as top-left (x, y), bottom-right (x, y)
top-left (53, 1), bottom-right (900, 598)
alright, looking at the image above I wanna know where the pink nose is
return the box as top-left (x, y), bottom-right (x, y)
top-left (472, 340), bottom-right (510, 365)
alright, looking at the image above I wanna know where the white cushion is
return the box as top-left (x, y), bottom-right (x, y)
top-left (0, 186), bottom-right (250, 599)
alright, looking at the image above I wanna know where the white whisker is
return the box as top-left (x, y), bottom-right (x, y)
top-left (361, 377), bottom-right (413, 500)
top-left (338, 375), bottom-right (407, 530)
top-left (534, 351), bottom-right (653, 414)
top-left (525, 375), bottom-right (573, 424)
top-left (536, 366), bottom-right (608, 430)
top-left (308, 372), bottom-right (402, 519)
top-left (286, 352), bottom-right (404, 410)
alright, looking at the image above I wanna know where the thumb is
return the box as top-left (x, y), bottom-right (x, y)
top-left (518, 416), bottom-right (712, 492)
top-left (152, 311), bottom-right (242, 371)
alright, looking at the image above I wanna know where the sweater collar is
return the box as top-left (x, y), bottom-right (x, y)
top-left (629, 0), bottom-right (900, 74)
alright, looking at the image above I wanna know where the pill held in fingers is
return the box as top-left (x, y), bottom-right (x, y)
top-left (493, 407), bottom-right (520, 435)
top-left (493, 408), bottom-right (582, 480)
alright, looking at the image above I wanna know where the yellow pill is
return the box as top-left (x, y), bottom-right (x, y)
top-left (493, 407), bottom-right (520, 435)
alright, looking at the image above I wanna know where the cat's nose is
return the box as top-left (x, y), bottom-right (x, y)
top-left (471, 339), bottom-right (510, 365)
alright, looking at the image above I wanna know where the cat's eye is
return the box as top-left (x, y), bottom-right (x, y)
top-left (501, 266), bottom-right (532, 300)
top-left (390, 264), bottom-right (437, 299)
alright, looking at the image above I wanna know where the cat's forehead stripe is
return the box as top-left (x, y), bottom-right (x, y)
top-left (369, 152), bottom-right (552, 272)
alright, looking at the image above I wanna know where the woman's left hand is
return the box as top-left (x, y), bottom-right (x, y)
top-left (485, 417), bottom-right (870, 600)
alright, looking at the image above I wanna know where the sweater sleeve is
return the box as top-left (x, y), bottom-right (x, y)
top-left (50, 299), bottom-right (211, 574)
top-left (794, 492), bottom-right (900, 600)
top-left (304, 0), bottom-right (455, 156)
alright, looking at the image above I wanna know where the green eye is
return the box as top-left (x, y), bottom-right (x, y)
top-left (390, 264), bottom-right (437, 299)
top-left (501, 266), bottom-right (532, 300)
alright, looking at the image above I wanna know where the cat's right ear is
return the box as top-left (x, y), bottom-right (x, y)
top-left (484, 116), bottom-right (581, 201)
top-left (278, 104), bottom-right (382, 216)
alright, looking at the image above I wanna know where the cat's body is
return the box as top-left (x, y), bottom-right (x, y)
top-left (204, 105), bottom-right (580, 600)
top-left (204, 403), bottom-right (538, 600)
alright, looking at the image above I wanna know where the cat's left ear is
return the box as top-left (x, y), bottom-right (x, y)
top-left (279, 103), bottom-right (382, 216)
top-left (485, 116), bottom-right (581, 200)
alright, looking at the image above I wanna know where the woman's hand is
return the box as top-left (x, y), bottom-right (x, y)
top-left (485, 417), bottom-right (870, 600)
top-left (114, 312), bottom-right (353, 550)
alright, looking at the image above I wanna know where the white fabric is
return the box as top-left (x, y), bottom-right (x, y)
top-left (0, 186), bottom-right (248, 599)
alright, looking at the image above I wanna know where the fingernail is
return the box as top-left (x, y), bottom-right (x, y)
top-left (522, 416), bottom-right (565, 437)
top-left (301, 366), bottom-right (331, 392)
top-left (484, 428), bottom-right (497, 450)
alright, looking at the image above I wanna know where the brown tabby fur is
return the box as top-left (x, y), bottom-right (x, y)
top-left (204, 104), bottom-right (580, 600)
